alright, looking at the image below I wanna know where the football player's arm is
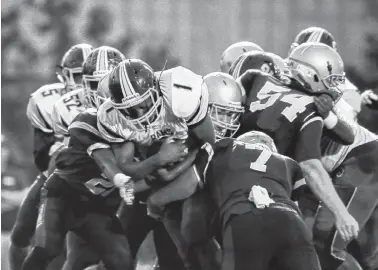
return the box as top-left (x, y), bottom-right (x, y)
top-left (51, 104), bottom-right (70, 145)
top-left (111, 141), bottom-right (167, 180)
top-left (32, 127), bottom-right (57, 172)
top-left (297, 117), bottom-right (358, 240)
top-left (314, 95), bottom-right (354, 145)
top-left (323, 112), bottom-right (354, 145)
top-left (156, 149), bottom-right (199, 182)
top-left (91, 147), bottom-right (151, 193)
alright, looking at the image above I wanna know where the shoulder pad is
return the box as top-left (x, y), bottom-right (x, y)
top-left (159, 67), bottom-right (207, 124)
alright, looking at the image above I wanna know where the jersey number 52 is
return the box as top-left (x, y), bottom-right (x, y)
top-left (250, 81), bottom-right (313, 122)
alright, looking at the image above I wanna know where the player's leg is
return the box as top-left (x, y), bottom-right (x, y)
top-left (153, 221), bottom-right (187, 270)
top-left (273, 207), bottom-right (321, 270)
top-left (181, 189), bottom-right (220, 270)
top-left (77, 211), bottom-right (133, 270)
top-left (313, 141), bottom-right (378, 270)
top-left (9, 173), bottom-right (46, 270)
top-left (21, 173), bottom-right (68, 270)
top-left (62, 231), bottom-right (100, 270)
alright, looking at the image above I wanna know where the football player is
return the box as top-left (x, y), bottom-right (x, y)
top-left (9, 43), bottom-right (93, 270)
top-left (194, 131), bottom-right (321, 270)
top-left (204, 72), bottom-right (245, 139)
top-left (289, 42), bottom-right (378, 270)
top-left (97, 60), bottom-right (217, 269)
top-left (220, 41), bottom-right (264, 73)
top-left (288, 26), bottom-right (378, 117)
top-left (230, 49), bottom-right (360, 247)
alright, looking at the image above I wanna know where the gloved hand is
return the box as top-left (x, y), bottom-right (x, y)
top-left (314, 94), bottom-right (334, 119)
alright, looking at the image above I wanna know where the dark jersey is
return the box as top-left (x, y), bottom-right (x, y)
top-left (195, 138), bottom-right (305, 228)
top-left (55, 108), bottom-right (114, 196)
top-left (236, 70), bottom-right (323, 162)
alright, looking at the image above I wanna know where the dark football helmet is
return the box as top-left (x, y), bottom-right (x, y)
top-left (289, 27), bottom-right (337, 56)
top-left (58, 43), bottom-right (93, 90)
top-left (82, 46), bottom-right (125, 108)
top-left (108, 59), bottom-right (161, 130)
top-left (229, 51), bottom-right (281, 80)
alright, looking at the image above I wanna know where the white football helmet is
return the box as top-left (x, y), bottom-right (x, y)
top-left (288, 42), bottom-right (345, 92)
top-left (236, 131), bottom-right (277, 153)
top-left (220, 41), bottom-right (264, 73)
top-left (204, 72), bottom-right (244, 139)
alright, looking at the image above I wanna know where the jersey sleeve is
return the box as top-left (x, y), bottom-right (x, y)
top-left (26, 95), bottom-right (54, 133)
top-left (289, 158), bottom-right (306, 201)
top-left (51, 104), bottom-right (70, 137)
top-left (96, 103), bottom-right (126, 143)
top-left (32, 127), bottom-right (57, 172)
top-left (295, 114), bottom-right (324, 162)
top-left (69, 114), bottom-right (111, 157)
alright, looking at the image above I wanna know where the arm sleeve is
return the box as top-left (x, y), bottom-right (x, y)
top-left (32, 127), bottom-right (56, 172)
top-left (290, 160), bottom-right (306, 201)
top-left (68, 121), bottom-right (111, 157)
top-left (294, 116), bottom-right (323, 162)
top-left (26, 96), bottom-right (54, 133)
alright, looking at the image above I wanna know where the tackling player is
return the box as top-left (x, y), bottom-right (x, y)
top-left (194, 131), bottom-right (321, 270)
top-left (229, 49), bottom-right (360, 248)
top-left (9, 43), bottom-right (93, 270)
top-left (289, 42), bottom-right (378, 270)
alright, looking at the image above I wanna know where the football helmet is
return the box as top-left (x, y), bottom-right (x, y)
top-left (96, 73), bottom-right (111, 108)
top-left (236, 131), bottom-right (277, 153)
top-left (265, 52), bottom-right (291, 76)
top-left (220, 41), bottom-right (264, 73)
top-left (82, 46), bottom-right (125, 108)
top-left (289, 27), bottom-right (337, 56)
top-left (229, 51), bottom-right (280, 80)
top-left (108, 59), bottom-right (161, 130)
top-left (288, 42), bottom-right (345, 92)
top-left (204, 72), bottom-right (244, 139)
top-left (59, 43), bottom-right (93, 90)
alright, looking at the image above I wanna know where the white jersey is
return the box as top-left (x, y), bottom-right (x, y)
top-left (97, 66), bottom-right (209, 147)
top-left (26, 83), bottom-right (67, 133)
top-left (51, 88), bottom-right (86, 140)
top-left (338, 78), bottom-right (361, 119)
top-left (321, 98), bottom-right (377, 172)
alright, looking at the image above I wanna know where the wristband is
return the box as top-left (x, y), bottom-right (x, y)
top-left (324, 112), bottom-right (338, 129)
top-left (113, 173), bottom-right (131, 188)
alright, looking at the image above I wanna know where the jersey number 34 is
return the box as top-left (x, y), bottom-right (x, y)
top-left (250, 81), bottom-right (313, 122)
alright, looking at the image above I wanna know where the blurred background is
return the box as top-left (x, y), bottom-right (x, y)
top-left (2, 0), bottom-right (378, 267)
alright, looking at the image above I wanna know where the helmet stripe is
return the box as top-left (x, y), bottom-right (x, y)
top-left (96, 49), bottom-right (109, 73)
top-left (308, 28), bottom-right (324, 43)
top-left (82, 46), bottom-right (92, 62)
top-left (232, 54), bottom-right (248, 79)
top-left (119, 63), bottom-right (136, 97)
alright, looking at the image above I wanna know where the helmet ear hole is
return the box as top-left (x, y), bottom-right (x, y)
top-left (313, 74), bottom-right (319, 82)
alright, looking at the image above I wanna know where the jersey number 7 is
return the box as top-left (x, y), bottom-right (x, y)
top-left (250, 81), bottom-right (313, 122)
top-left (245, 144), bottom-right (272, 173)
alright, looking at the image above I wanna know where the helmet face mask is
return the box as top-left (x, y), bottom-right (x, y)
top-left (209, 103), bottom-right (244, 139)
